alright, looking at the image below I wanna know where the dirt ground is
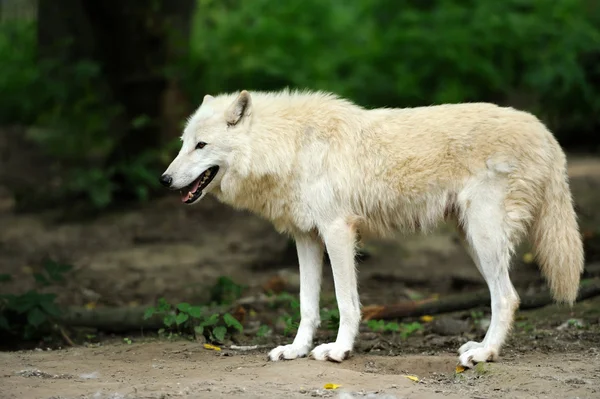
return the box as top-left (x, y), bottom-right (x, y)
top-left (1, 148), bottom-right (600, 399)
top-left (1, 338), bottom-right (599, 399)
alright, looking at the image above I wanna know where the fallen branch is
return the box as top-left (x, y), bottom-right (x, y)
top-left (58, 306), bottom-right (169, 331)
top-left (57, 279), bottom-right (600, 330)
top-left (58, 326), bottom-right (75, 347)
top-left (57, 294), bottom-right (284, 332)
top-left (361, 278), bottom-right (600, 321)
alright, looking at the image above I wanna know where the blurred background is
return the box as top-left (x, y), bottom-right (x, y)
top-left (1, 0), bottom-right (599, 210)
top-left (0, 0), bottom-right (599, 352)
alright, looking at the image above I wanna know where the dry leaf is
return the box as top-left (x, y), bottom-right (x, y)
top-left (262, 275), bottom-right (287, 294)
top-left (420, 315), bottom-right (434, 323)
top-left (455, 365), bottom-right (466, 374)
top-left (323, 383), bottom-right (341, 390)
top-left (405, 375), bottom-right (419, 382)
top-left (203, 343), bottom-right (221, 351)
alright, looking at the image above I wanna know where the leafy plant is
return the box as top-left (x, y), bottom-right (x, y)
top-left (256, 324), bottom-right (272, 338)
top-left (367, 319), bottom-right (423, 339)
top-left (275, 292), bottom-right (301, 336)
top-left (470, 310), bottom-right (485, 327)
top-left (33, 260), bottom-right (73, 287)
top-left (367, 319), bottom-right (401, 333)
top-left (209, 276), bottom-right (246, 305)
top-left (515, 321), bottom-right (535, 333)
top-left (0, 260), bottom-right (72, 340)
top-left (399, 321), bottom-right (424, 340)
top-left (320, 307), bottom-right (340, 331)
top-left (144, 298), bottom-right (243, 343)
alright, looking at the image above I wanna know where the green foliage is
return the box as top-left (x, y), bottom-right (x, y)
top-left (184, 0), bottom-right (600, 143)
top-left (0, 21), bottom-right (175, 210)
top-left (0, 21), bottom-right (52, 124)
top-left (209, 277), bottom-right (246, 305)
top-left (144, 297), bottom-right (243, 343)
top-left (367, 319), bottom-right (423, 339)
top-left (256, 324), bottom-right (272, 338)
top-left (275, 292), bottom-right (301, 336)
top-left (515, 321), bottom-right (535, 333)
top-left (2, 1), bottom-right (599, 211)
top-left (0, 260), bottom-right (71, 340)
top-left (470, 310), bottom-right (485, 326)
top-left (273, 292), bottom-right (340, 335)
top-left (320, 307), bottom-right (340, 331)
top-left (33, 260), bottom-right (73, 287)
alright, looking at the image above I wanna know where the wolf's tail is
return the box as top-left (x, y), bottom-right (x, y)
top-left (531, 149), bottom-right (584, 304)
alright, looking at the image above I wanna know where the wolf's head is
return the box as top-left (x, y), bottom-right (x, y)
top-left (159, 90), bottom-right (252, 205)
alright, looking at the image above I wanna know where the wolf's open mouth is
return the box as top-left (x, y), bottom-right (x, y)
top-left (180, 166), bottom-right (219, 204)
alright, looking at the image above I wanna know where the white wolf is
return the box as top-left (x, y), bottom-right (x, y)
top-left (160, 89), bottom-right (583, 367)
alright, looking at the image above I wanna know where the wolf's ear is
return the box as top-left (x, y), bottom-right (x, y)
top-left (226, 90), bottom-right (252, 126)
top-left (202, 94), bottom-right (215, 105)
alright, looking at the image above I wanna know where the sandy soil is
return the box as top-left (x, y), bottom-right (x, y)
top-left (1, 339), bottom-right (599, 399)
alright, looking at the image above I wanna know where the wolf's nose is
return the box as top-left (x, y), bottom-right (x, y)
top-left (159, 174), bottom-right (173, 187)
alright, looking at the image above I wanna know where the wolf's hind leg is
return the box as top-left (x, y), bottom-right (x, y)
top-left (457, 185), bottom-right (520, 368)
top-left (310, 219), bottom-right (359, 362)
top-left (269, 233), bottom-right (324, 361)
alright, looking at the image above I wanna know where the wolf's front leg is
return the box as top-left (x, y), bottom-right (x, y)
top-left (268, 233), bottom-right (324, 361)
top-left (310, 219), bottom-right (359, 363)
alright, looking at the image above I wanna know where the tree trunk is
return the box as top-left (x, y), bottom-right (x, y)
top-left (37, 0), bottom-right (194, 167)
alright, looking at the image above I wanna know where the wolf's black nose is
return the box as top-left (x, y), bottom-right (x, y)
top-left (159, 174), bottom-right (173, 187)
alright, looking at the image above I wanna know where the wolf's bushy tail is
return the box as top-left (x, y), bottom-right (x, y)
top-left (531, 149), bottom-right (584, 304)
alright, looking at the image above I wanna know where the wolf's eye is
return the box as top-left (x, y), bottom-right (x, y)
top-left (195, 142), bottom-right (207, 150)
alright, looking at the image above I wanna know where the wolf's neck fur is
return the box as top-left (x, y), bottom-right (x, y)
top-left (210, 89), bottom-right (364, 233)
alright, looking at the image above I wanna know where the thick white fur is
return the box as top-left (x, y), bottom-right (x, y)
top-left (162, 89), bottom-right (584, 367)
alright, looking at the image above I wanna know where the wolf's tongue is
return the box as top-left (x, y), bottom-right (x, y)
top-left (180, 178), bottom-right (201, 202)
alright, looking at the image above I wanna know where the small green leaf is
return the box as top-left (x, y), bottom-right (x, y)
top-left (223, 313), bottom-right (243, 332)
top-left (188, 306), bottom-right (202, 318)
top-left (201, 313), bottom-right (219, 327)
top-left (175, 312), bottom-right (189, 325)
top-left (194, 325), bottom-right (204, 336)
top-left (256, 325), bottom-right (270, 338)
top-left (177, 303), bottom-right (191, 313)
top-left (157, 298), bottom-right (171, 312)
top-left (0, 274), bottom-right (12, 283)
top-left (43, 259), bottom-right (73, 282)
top-left (39, 300), bottom-right (62, 317)
top-left (8, 291), bottom-right (39, 313)
top-left (34, 273), bottom-right (50, 286)
top-left (27, 307), bottom-right (47, 327)
top-left (212, 326), bottom-right (226, 342)
top-left (143, 307), bottom-right (155, 320)
top-left (163, 314), bottom-right (176, 327)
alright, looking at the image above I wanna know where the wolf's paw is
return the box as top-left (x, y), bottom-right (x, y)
top-left (309, 343), bottom-right (351, 363)
top-left (268, 344), bottom-right (311, 361)
top-left (458, 346), bottom-right (498, 368)
top-left (458, 341), bottom-right (484, 355)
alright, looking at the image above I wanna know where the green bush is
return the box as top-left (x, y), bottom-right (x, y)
top-left (0, 21), bottom-right (173, 208)
top-left (184, 0), bottom-right (600, 141)
top-left (0, 21), bottom-right (50, 124)
top-left (1, 1), bottom-right (598, 209)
